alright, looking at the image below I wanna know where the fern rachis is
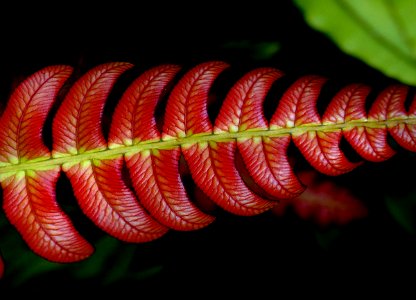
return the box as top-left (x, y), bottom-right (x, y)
top-left (0, 61), bottom-right (415, 273)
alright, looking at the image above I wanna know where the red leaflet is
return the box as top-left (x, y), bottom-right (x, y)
top-left (216, 67), bottom-right (304, 199)
top-left (63, 157), bottom-right (168, 241)
top-left (271, 76), bottom-right (325, 127)
top-left (165, 62), bottom-right (274, 215)
top-left (163, 61), bottom-right (228, 139)
top-left (272, 76), bottom-right (359, 175)
top-left (238, 135), bottom-right (304, 199)
top-left (214, 68), bottom-right (279, 132)
top-left (398, 94), bottom-right (416, 151)
top-left (322, 84), bottom-right (370, 123)
top-left (184, 142), bottom-right (273, 215)
top-left (326, 84), bottom-right (396, 162)
top-left (212, 67), bottom-right (284, 211)
top-left (111, 64), bottom-right (214, 230)
top-left (0, 66), bottom-right (72, 165)
top-left (380, 85), bottom-right (416, 152)
top-left (273, 170), bottom-right (368, 226)
top-left (2, 168), bottom-right (93, 261)
top-left (53, 62), bottom-right (168, 241)
top-left (127, 148), bottom-right (214, 230)
top-left (0, 66), bottom-right (93, 262)
top-left (109, 65), bottom-right (181, 146)
top-left (53, 63), bottom-right (133, 156)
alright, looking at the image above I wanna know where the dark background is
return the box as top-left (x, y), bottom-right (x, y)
top-left (0, 0), bottom-right (415, 295)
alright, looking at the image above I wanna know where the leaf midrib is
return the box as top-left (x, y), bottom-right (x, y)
top-left (1, 117), bottom-right (415, 175)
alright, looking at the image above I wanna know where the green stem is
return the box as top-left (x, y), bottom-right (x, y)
top-left (1, 117), bottom-right (415, 175)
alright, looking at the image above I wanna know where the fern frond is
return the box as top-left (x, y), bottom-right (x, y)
top-left (0, 61), bottom-right (415, 265)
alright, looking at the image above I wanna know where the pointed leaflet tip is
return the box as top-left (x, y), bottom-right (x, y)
top-left (163, 61), bottom-right (230, 138)
top-left (214, 67), bottom-right (283, 132)
top-left (0, 65), bottom-right (73, 165)
top-left (2, 168), bottom-right (93, 262)
top-left (270, 75), bottom-right (326, 128)
top-left (322, 84), bottom-right (370, 124)
top-left (53, 62), bottom-right (133, 156)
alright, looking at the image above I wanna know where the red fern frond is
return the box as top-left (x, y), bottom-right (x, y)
top-left (0, 60), bottom-right (415, 269)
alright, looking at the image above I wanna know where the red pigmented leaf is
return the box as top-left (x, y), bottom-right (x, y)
top-left (0, 60), bottom-right (416, 267)
top-left (126, 148), bottom-right (214, 230)
top-left (324, 84), bottom-right (396, 162)
top-left (53, 62), bottom-right (133, 156)
top-left (110, 64), bottom-right (214, 230)
top-left (163, 61), bottom-right (228, 139)
top-left (0, 66), bottom-right (93, 263)
top-left (63, 157), bottom-right (168, 241)
top-left (238, 135), bottom-right (304, 199)
top-left (216, 67), bottom-right (304, 199)
top-left (322, 84), bottom-right (370, 123)
top-left (165, 62), bottom-right (274, 215)
top-left (187, 141), bottom-right (274, 215)
top-left (380, 85), bottom-right (416, 152)
top-left (272, 76), bottom-right (360, 175)
top-left (109, 65), bottom-right (181, 146)
top-left (2, 168), bottom-right (93, 262)
top-left (53, 62), bottom-right (168, 241)
top-left (0, 66), bottom-right (72, 165)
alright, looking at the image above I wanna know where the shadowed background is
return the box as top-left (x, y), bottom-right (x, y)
top-left (0, 0), bottom-right (415, 295)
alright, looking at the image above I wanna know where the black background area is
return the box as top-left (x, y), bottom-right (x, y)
top-left (0, 0), bottom-right (415, 295)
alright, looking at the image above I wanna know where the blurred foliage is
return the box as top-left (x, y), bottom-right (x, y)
top-left (385, 193), bottom-right (416, 234)
top-left (0, 209), bottom-right (163, 288)
top-left (294, 0), bottom-right (416, 85)
top-left (222, 40), bottom-right (280, 60)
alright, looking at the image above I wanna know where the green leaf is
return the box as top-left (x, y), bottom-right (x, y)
top-left (294, 0), bottom-right (416, 85)
top-left (70, 236), bottom-right (119, 279)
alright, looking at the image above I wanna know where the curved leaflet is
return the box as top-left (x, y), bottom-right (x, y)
top-left (109, 64), bottom-right (214, 231)
top-left (53, 63), bottom-right (168, 242)
top-left (0, 66), bottom-right (93, 262)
